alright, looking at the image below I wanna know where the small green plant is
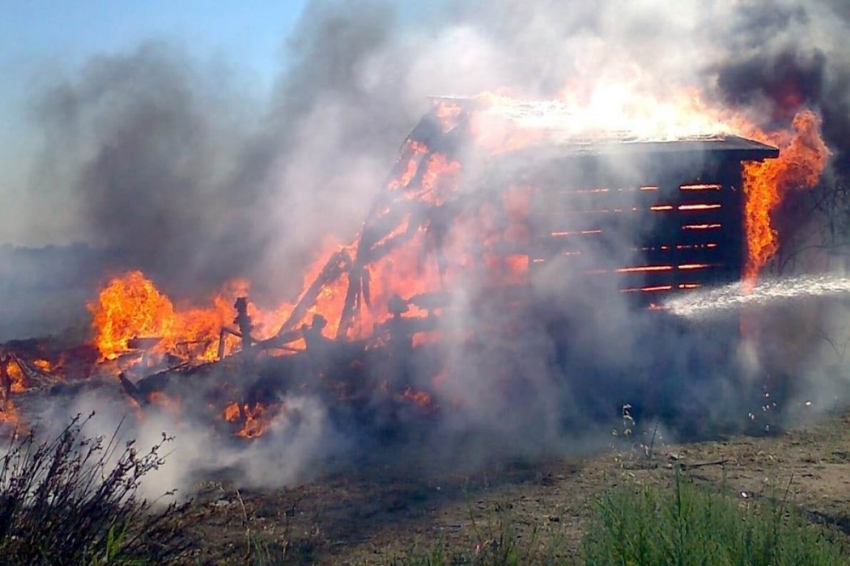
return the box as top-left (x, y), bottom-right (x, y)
top-left (0, 413), bottom-right (191, 565)
top-left (582, 471), bottom-right (847, 566)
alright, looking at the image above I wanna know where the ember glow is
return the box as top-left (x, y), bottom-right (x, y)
top-left (680, 183), bottom-right (722, 191)
top-left (224, 402), bottom-right (275, 439)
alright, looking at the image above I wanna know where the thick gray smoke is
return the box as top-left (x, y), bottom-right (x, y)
top-left (714, 2), bottom-right (850, 172)
top-left (36, 46), bottom-right (255, 292)
top-left (6, 0), bottom-right (850, 492)
top-left (24, 0), bottom-right (850, 293)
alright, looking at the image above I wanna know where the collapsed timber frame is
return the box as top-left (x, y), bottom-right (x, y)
top-left (253, 99), bottom-right (779, 351)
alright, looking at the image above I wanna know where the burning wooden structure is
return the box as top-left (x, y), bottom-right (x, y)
top-left (261, 98), bottom-right (781, 344)
top-left (2, 96), bottom-right (796, 438)
top-left (521, 136), bottom-right (779, 303)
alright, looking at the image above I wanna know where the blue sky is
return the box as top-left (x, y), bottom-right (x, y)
top-left (0, 0), bottom-right (310, 130)
top-left (0, 0), bottom-right (311, 244)
top-left (0, 1), bottom-right (309, 84)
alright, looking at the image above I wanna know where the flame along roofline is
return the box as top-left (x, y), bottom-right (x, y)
top-left (427, 96), bottom-right (780, 162)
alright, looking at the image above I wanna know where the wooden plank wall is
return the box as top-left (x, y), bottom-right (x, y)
top-left (527, 157), bottom-right (746, 305)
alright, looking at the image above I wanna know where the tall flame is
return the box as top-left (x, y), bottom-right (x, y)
top-left (741, 110), bottom-right (831, 280)
top-left (89, 271), bottom-right (177, 360)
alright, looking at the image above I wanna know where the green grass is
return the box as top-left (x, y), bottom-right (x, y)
top-left (384, 471), bottom-right (848, 566)
top-left (582, 472), bottom-right (847, 566)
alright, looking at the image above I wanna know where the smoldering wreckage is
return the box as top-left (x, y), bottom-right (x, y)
top-left (0, 91), bottom-right (837, 483)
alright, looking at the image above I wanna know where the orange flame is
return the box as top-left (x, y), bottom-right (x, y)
top-left (420, 154), bottom-right (462, 206)
top-left (742, 110), bottom-right (831, 280)
top-left (0, 357), bottom-right (22, 427)
top-left (434, 100), bottom-right (463, 132)
top-left (223, 402), bottom-right (274, 438)
top-left (0, 399), bottom-right (18, 426)
top-left (462, 85), bottom-right (829, 283)
top-left (400, 387), bottom-right (435, 411)
top-left (89, 272), bottom-right (293, 364)
top-left (89, 271), bottom-right (176, 360)
top-left (223, 402), bottom-right (241, 422)
top-left (7, 360), bottom-right (26, 393)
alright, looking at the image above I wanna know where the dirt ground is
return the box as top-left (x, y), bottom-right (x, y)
top-left (180, 407), bottom-right (850, 565)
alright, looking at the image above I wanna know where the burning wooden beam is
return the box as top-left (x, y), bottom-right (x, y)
top-left (273, 249), bottom-right (353, 338)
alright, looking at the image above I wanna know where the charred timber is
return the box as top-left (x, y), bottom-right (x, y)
top-left (273, 249), bottom-right (353, 339)
top-left (406, 110), bottom-right (469, 158)
top-left (119, 372), bottom-right (148, 408)
top-left (233, 297), bottom-right (254, 357)
top-left (127, 337), bottom-right (163, 350)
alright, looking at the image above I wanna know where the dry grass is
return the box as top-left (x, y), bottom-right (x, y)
top-left (0, 413), bottom-right (192, 565)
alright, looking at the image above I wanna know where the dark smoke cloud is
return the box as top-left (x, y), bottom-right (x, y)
top-left (713, 1), bottom-right (850, 172)
top-left (30, 3), bottom-right (421, 299)
top-left (34, 43), bottom-right (258, 295)
top-left (716, 48), bottom-right (850, 172)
